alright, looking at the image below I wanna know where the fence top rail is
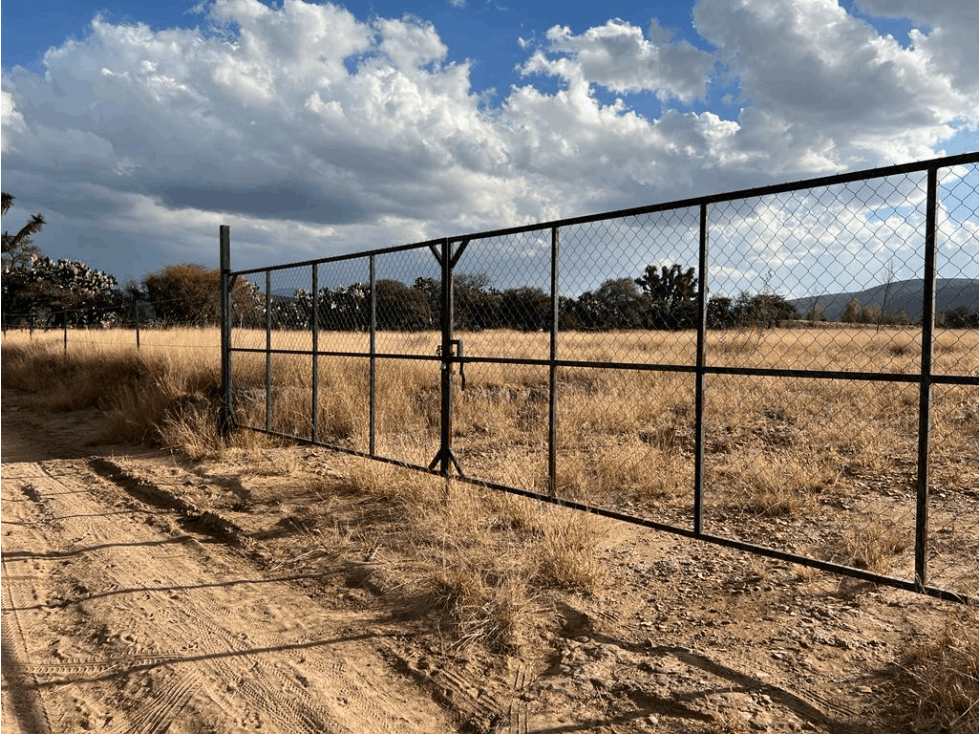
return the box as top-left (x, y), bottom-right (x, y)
top-left (229, 237), bottom-right (447, 277)
top-left (229, 151), bottom-right (978, 276)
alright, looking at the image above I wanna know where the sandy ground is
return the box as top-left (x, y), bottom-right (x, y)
top-left (2, 386), bottom-right (976, 733)
top-left (1, 390), bottom-right (457, 733)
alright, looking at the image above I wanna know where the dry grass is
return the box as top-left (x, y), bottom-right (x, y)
top-left (425, 549), bottom-right (539, 652)
top-left (719, 452), bottom-right (839, 518)
top-left (535, 510), bottom-right (608, 591)
top-left (389, 485), bottom-right (606, 652)
top-left (4, 324), bottom-right (977, 518)
top-left (843, 517), bottom-right (911, 574)
top-left (3, 325), bottom-right (978, 660)
top-left (1, 329), bottom-right (224, 447)
top-left (898, 613), bottom-right (979, 734)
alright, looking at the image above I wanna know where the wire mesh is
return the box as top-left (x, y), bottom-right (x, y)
top-left (226, 153), bottom-right (979, 602)
top-left (928, 383), bottom-right (979, 597)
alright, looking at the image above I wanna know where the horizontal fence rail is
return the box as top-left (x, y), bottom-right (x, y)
top-left (223, 153), bottom-right (979, 603)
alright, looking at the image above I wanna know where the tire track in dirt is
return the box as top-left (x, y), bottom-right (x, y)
top-left (91, 457), bottom-right (455, 734)
top-left (2, 560), bottom-right (56, 734)
top-left (402, 656), bottom-right (510, 731)
top-left (508, 664), bottom-right (530, 734)
top-left (2, 458), bottom-right (455, 733)
top-left (2, 469), bottom-right (77, 734)
top-left (82, 476), bottom-right (421, 733)
top-left (111, 670), bottom-right (196, 734)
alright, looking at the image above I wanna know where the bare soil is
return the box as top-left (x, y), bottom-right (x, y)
top-left (2, 386), bottom-right (975, 733)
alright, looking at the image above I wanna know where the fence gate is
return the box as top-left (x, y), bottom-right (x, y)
top-left (222, 152), bottom-right (979, 604)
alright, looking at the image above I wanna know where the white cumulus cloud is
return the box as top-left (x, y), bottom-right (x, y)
top-left (524, 19), bottom-right (714, 104)
top-left (693, 0), bottom-right (975, 167)
top-left (0, 0), bottom-right (975, 282)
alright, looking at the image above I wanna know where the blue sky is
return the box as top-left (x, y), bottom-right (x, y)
top-left (2, 0), bottom-right (978, 291)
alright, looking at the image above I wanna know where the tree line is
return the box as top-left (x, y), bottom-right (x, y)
top-left (2, 193), bottom-right (270, 328)
top-left (1, 257), bottom-right (259, 329)
top-left (257, 265), bottom-right (801, 332)
top-left (4, 192), bottom-right (977, 331)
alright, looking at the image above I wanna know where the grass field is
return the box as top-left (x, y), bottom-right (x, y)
top-left (260, 327), bottom-right (979, 587)
top-left (5, 324), bottom-right (977, 590)
top-left (3, 324), bottom-right (978, 730)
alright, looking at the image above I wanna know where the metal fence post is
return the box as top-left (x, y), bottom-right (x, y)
top-left (369, 255), bottom-right (377, 457)
top-left (311, 262), bottom-right (319, 444)
top-left (914, 167), bottom-right (939, 590)
top-left (548, 226), bottom-right (560, 496)
top-left (693, 203), bottom-right (709, 535)
top-left (63, 311), bottom-right (68, 355)
top-left (219, 225), bottom-right (234, 435)
top-left (265, 269), bottom-right (272, 433)
top-left (438, 239), bottom-right (454, 476)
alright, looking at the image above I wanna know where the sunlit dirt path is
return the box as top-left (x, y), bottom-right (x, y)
top-left (1, 390), bottom-right (453, 734)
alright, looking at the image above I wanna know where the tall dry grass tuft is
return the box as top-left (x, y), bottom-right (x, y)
top-left (426, 551), bottom-right (539, 653)
top-left (334, 456), bottom-right (443, 506)
top-left (399, 486), bottom-right (542, 652)
top-left (843, 517), bottom-right (911, 574)
top-left (535, 510), bottom-right (608, 592)
top-left (158, 404), bottom-right (226, 460)
top-left (897, 613), bottom-right (979, 734)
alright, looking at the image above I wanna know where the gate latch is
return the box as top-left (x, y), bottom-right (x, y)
top-left (436, 339), bottom-right (467, 391)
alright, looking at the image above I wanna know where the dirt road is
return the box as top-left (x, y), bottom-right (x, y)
top-left (1, 400), bottom-right (453, 733)
top-left (3, 386), bottom-right (977, 733)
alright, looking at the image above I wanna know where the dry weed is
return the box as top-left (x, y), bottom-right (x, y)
top-left (393, 485), bottom-right (603, 650)
top-left (720, 452), bottom-right (830, 518)
top-left (157, 404), bottom-right (224, 459)
top-left (426, 554), bottom-right (539, 652)
top-left (335, 457), bottom-right (442, 506)
top-left (792, 562), bottom-right (821, 584)
top-left (484, 490), bottom-right (549, 533)
top-left (271, 524), bottom-right (358, 572)
top-left (535, 510), bottom-right (608, 592)
top-left (897, 612), bottom-right (979, 734)
top-left (843, 518), bottom-right (910, 573)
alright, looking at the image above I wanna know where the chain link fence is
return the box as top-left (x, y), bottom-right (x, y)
top-left (225, 153), bottom-right (979, 603)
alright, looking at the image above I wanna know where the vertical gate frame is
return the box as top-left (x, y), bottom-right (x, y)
top-left (547, 226), bottom-right (560, 497)
top-left (428, 238), bottom-right (466, 476)
top-left (369, 255), bottom-right (378, 457)
top-left (264, 270), bottom-right (272, 433)
top-left (311, 262), bottom-right (319, 444)
top-left (219, 225), bottom-right (236, 435)
top-left (915, 167), bottom-right (939, 590)
top-left (693, 203), bottom-right (709, 535)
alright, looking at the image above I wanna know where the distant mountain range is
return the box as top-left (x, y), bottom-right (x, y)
top-left (788, 278), bottom-right (979, 322)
